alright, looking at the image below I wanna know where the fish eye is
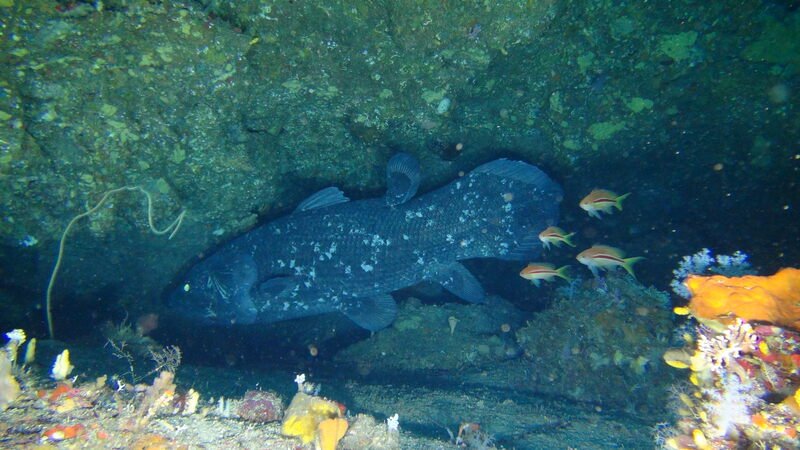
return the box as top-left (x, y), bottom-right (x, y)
top-left (183, 283), bottom-right (191, 292)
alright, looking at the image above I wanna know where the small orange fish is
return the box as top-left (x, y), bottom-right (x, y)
top-left (576, 245), bottom-right (643, 277)
top-left (538, 226), bottom-right (576, 250)
top-left (580, 189), bottom-right (630, 219)
top-left (520, 263), bottom-right (571, 287)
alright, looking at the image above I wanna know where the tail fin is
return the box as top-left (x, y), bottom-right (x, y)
top-left (615, 192), bottom-right (631, 211)
top-left (556, 265), bottom-right (572, 282)
top-left (622, 256), bottom-right (644, 278)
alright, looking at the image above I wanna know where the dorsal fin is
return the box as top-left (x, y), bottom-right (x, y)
top-left (473, 158), bottom-right (558, 189)
top-left (295, 187), bottom-right (349, 213)
top-left (385, 153), bottom-right (421, 206)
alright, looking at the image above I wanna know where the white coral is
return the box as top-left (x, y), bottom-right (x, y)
top-left (704, 374), bottom-right (761, 439)
top-left (697, 320), bottom-right (756, 373)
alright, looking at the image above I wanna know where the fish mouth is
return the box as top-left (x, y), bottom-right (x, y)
top-left (164, 284), bottom-right (215, 325)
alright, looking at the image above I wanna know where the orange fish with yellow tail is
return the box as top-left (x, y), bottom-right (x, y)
top-left (519, 263), bottom-right (571, 287)
top-left (538, 226), bottom-right (576, 250)
top-left (576, 245), bottom-right (643, 277)
top-left (580, 189), bottom-right (630, 219)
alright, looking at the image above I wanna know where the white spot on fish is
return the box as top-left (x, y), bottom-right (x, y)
top-left (345, 265), bottom-right (351, 274)
top-left (361, 263), bottom-right (374, 272)
top-left (402, 234), bottom-right (409, 240)
top-left (446, 234), bottom-right (455, 244)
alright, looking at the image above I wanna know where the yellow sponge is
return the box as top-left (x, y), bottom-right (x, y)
top-left (281, 392), bottom-right (343, 444)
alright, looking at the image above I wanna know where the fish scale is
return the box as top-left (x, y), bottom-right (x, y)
top-left (168, 154), bottom-right (562, 331)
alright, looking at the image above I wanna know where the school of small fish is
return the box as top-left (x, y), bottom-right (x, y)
top-left (519, 188), bottom-right (643, 286)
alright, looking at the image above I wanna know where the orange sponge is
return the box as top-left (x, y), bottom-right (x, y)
top-left (686, 268), bottom-right (800, 330)
top-left (317, 417), bottom-right (348, 450)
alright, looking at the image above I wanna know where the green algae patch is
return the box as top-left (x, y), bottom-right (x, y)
top-left (742, 15), bottom-right (800, 71)
top-left (421, 89), bottom-right (446, 105)
top-left (625, 97), bottom-right (653, 113)
top-left (610, 16), bottom-right (636, 40)
top-left (100, 104), bottom-right (118, 117)
top-left (170, 147), bottom-right (186, 164)
top-left (393, 314), bottom-right (422, 332)
top-left (281, 79), bottom-right (302, 93)
top-left (562, 138), bottom-right (581, 150)
top-left (588, 121), bottom-right (626, 141)
top-left (658, 31), bottom-right (698, 62)
top-left (577, 52), bottom-right (595, 74)
top-left (549, 91), bottom-right (564, 114)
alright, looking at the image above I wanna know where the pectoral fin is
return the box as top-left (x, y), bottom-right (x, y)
top-left (426, 262), bottom-right (485, 303)
top-left (295, 187), bottom-right (349, 213)
top-left (341, 294), bottom-right (398, 331)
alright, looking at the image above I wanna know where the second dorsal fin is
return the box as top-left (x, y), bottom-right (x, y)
top-left (385, 153), bottom-right (421, 206)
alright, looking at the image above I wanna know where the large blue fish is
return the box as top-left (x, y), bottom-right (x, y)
top-left (168, 154), bottom-right (562, 331)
